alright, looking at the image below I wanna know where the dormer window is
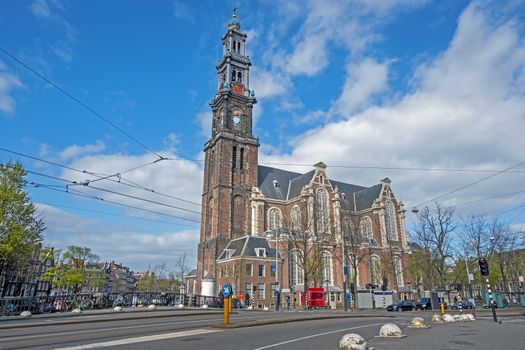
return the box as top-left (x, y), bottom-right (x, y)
top-left (273, 180), bottom-right (279, 188)
top-left (224, 249), bottom-right (235, 259)
top-left (255, 248), bottom-right (266, 257)
top-left (341, 193), bottom-right (346, 200)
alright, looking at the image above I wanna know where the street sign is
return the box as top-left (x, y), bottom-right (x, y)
top-left (221, 283), bottom-right (232, 298)
top-left (344, 266), bottom-right (348, 276)
top-left (271, 263), bottom-right (276, 272)
top-left (468, 273), bottom-right (474, 282)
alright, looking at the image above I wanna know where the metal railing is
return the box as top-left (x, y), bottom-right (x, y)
top-left (0, 292), bottom-right (233, 316)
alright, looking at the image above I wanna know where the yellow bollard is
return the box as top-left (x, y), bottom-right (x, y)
top-left (223, 297), bottom-right (230, 325)
top-left (440, 303), bottom-right (445, 315)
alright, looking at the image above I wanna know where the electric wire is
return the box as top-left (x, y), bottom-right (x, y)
top-left (34, 200), bottom-right (197, 227)
top-left (0, 46), bottom-right (165, 160)
top-left (27, 182), bottom-right (200, 224)
top-left (0, 147), bottom-right (201, 207)
top-left (413, 161), bottom-right (525, 208)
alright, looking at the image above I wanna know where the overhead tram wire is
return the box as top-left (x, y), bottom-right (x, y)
top-left (26, 169), bottom-right (202, 216)
top-left (0, 147), bottom-right (201, 207)
top-left (412, 160), bottom-right (525, 212)
top-left (165, 157), bottom-right (525, 173)
top-left (0, 47), bottom-right (165, 161)
top-left (34, 200), bottom-right (197, 227)
top-left (452, 188), bottom-right (525, 207)
top-left (26, 181), bottom-right (200, 225)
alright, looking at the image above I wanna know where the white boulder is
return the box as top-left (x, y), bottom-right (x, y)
top-left (176, 304), bottom-right (184, 309)
top-left (466, 313), bottom-right (476, 321)
top-left (72, 308), bottom-right (82, 314)
top-left (20, 311), bottom-right (32, 318)
top-left (148, 304), bottom-right (157, 310)
top-left (442, 314), bottom-right (455, 323)
top-left (378, 323), bottom-right (404, 337)
top-left (113, 306), bottom-right (123, 312)
top-left (339, 333), bottom-right (367, 350)
top-left (201, 304), bottom-right (209, 309)
top-left (431, 314), bottom-right (444, 323)
top-left (409, 317), bottom-right (430, 328)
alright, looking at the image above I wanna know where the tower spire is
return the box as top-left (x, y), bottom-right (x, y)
top-left (228, 8), bottom-right (240, 30)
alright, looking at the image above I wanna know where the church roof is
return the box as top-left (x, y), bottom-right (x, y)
top-left (257, 165), bottom-right (382, 211)
top-left (218, 235), bottom-right (281, 260)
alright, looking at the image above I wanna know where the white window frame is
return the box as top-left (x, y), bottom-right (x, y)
top-left (316, 188), bottom-right (328, 231)
top-left (385, 201), bottom-right (398, 241)
top-left (268, 207), bottom-right (281, 231)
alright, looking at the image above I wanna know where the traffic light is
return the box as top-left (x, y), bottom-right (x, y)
top-left (381, 277), bottom-right (388, 291)
top-left (478, 258), bottom-right (490, 277)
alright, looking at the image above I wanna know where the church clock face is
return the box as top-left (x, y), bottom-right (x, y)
top-left (233, 115), bottom-right (241, 126)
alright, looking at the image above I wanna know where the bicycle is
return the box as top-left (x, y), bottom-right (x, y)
top-left (64, 296), bottom-right (94, 311)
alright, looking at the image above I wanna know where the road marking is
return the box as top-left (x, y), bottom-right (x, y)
top-left (253, 322), bottom-right (386, 350)
top-left (0, 314), bottom-right (276, 341)
top-left (50, 328), bottom-right (221, 349)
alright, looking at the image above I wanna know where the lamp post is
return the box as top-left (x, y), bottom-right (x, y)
top-left (342, 231), bottom-right (348, 312)
top-left (275, 229), bottom-right (280, 311)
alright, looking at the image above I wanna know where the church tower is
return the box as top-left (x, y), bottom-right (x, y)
top-left (196, 10), bottom-right (259, 296)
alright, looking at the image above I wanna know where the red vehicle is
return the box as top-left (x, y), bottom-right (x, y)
top-left (301, 288), bottom-right (325, 308)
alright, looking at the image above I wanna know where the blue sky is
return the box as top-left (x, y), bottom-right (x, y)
top-left (1, 0), bottom-right (525, 272)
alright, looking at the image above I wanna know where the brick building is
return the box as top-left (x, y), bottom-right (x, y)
top-left (195, 10), bottom-right (412, 307)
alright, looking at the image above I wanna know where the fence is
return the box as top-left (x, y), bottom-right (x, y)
top-left (0, 292), bottom-right (228, 316)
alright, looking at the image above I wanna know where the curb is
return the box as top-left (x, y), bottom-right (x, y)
top-left (0, 310), bottom-right (227, 330)
top-left (213, 313), bottom-right (394, 329)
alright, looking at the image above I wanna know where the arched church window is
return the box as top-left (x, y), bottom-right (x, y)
top-left (268, 208), bottom-right (280, 231)
top-left (232, 70), bottom-right (236, 82)
top-left (237, 41), bottom-right (241, 52)
top-left (322, 251), bottom-right (333, 284)
top-left (370, 255), bottom-right (381, 286)
top-left (291, 206), bottom-right (301, 231)
top-left (393, 256), bottom-right (404, 287)
top-left (237, 71), bottom-right (242, 83)
top-left (233, 40), bottom-right (237, 52)
top-left (316, 188), bottom-right (328, 232)
top-left (290, 249), bottom-right (304, 286)
top-left (385, 201), bottom-right (398, 241)
top-left (360, 216), bottom-right (373, 240)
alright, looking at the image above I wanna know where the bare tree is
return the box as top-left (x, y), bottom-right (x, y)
top-left (341, 214), bottom-right (369, 308)
top-left (411, 203), bottom-right (456, 289)
top-left (281, 197), bottom-right (336, 308)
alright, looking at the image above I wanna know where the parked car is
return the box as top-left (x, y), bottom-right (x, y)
top-left (387, 300), bottom-right (414, 311)
top-left (415, 297), bottom-right (432, 310)
top-left (452, 300), bottom-right (475, 309)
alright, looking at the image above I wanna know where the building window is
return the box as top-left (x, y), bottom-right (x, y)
top-left (291, 206), bottom-right (301, 231)
top-left (246, 264), bottom-right (253, 277)
top-left (255, 248), bottom-right (266, 257)
top-left (322, 252), bottom-right (332, 284)
top-left (224, 249), bottom-right (234, 259)
top-left (270, 284), bottom-right (277, 299)
top-left (258, 264), bottom-right (265, 277)
top-left (258, 283), bottom-right (265, 299)
top-left (232, 69), bottom-right (236, 81)
top-left (385, 201), bottom-right (398, 241)
top-left (245, 283), bottom-right (253, 297)
top-left (237, 71), bottom-right (242, 83)
top-left (290, 249), bottom-right (304, 286)
top-left (232, 146), bottom-right (237, 169)
top-left (268, 208), bottom-right (280, 231)
top-left (316, 188), bottom-right (328, 231)
top-left (394, 256), bottom-right (404, 287)
top-left (360, 216), bottom-right (373, 240)
top-left (240, 148), bottom-right (244, 169)
top-left (370, 255), bottom-right (381, 286)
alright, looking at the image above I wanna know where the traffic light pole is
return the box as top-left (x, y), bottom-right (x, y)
top-left (486, 278), bottom-right (498, 323)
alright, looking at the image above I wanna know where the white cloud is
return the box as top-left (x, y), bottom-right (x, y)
top-left (173, 1), bottom-right (195, 23)
top-left (196, 110), bottom-right (213, 137)
top-left (261, 2), bottom-right (525, 218)
top-left (250, 67), bottom-right (290, 99)
top-left (29, 0), bottom-right (77, 62)
top-left (285, 35), bottom-right (329, 76)
top-left (331, 58), bottom-right (390, 116)
top-left (0, 61), bottom-right (24, 114)
top-left (38, 204), bottom-right (199, 270)
top-left (59, 140), bottom-right (106, 160)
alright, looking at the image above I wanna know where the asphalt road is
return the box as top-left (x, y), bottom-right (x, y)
top-left (1, 310), bottom-right (524, 350)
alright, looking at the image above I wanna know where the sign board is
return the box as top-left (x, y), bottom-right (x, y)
top-left (271, 263), bottom-right (276, 272)
top-left (468, 273), bottom-right (475, 282)
top-left (344, 266), bottom-right (348, 276)
top-left (519, 276), bottom-right (524, 283)
top-left (221, 284), bottom-right (232, 298)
